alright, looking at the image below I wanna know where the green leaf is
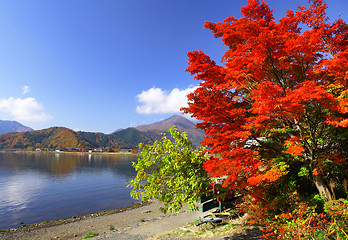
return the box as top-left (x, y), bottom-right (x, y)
top-left (298, 166), bottom-right (309, 177)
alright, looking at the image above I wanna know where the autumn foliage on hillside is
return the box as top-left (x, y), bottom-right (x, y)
top-left (0, 127), bottom-right (95, 150)
top-left (182, 0), bottom-right (348, 238)
top-left (0, 124), bottom-right (200, 151)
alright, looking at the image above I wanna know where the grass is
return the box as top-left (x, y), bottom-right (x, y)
top-left (222, 224), bottom-right (232, 232)
top-left (187, 220), bottom-right (200, 226)
top-left (83, 231), bottom-right (99, 239)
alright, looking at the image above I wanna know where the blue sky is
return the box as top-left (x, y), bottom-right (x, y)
top-left (0, 0), bottom-right (346, 133)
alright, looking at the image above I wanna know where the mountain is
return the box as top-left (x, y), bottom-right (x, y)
top-left (0, 120), bottom-right (33, 135)
top-left (0, 115), bottom-right (204, 150)
top-left (108, 115), bottom-right (205, 148)
top-left (134, 115), bottom-right (205, 146)
top-left (136, 115), bottom-right (196, 132)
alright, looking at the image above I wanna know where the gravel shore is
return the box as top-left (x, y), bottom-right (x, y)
top-left (0, 201), bottom-right (264, 240)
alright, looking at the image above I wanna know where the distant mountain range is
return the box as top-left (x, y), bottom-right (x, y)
top-left (0, 120), bottom-right (33, 135)
top-left (0, 115), bottom-right (204, 150)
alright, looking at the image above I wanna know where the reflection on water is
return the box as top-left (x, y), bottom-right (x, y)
top-left (0, 152), bottom-right (140, 229)
top-left (1, 172), bottom-right (45, 212)
top-left (0, 152), bottom-right (137, 176)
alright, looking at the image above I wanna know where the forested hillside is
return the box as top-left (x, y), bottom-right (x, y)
top-left (0, 115), bottom-right (204, 150)
top-left (0, 127), bottom-right (95, 150)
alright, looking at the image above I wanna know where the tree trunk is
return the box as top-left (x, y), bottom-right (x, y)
top-left (313, 174), bottom-right (334, 202)
top-left (343, 179), bottom-right (348, 197)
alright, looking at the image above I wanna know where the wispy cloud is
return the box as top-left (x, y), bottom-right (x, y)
top-left (0, 97), bottom-right (52, 122)
top-left (136, 86), bottom-right (197, 114)
top-left (22, 85), bottom-right (30, 94)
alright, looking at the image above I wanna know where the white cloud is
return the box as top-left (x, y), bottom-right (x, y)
top-left (0, 97), bottom-right (52, 122)
top-left (22, 85), bottom-right (30, 94)
top-left (136, 86), bottom-right (197, 114)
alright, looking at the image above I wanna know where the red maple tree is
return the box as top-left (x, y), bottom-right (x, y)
top-left (182, 0), bottom-right (348, 202)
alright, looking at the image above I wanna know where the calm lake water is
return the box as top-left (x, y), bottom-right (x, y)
top-left (0, 151), bottom-right (141, 230)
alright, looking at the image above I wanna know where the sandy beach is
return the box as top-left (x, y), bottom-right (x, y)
top-left (0, 201), bottom-right (264, 240)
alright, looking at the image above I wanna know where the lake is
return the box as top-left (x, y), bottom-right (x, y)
top-left (0, 151), bottom-right (141, 230)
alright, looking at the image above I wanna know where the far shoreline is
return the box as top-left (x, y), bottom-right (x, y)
top-left (0, 150), bottom-right (140, 156)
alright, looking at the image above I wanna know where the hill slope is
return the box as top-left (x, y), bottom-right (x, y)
top-left (0, 127), bottom-right (96, 150)
top-left (79, 128), bottom-right (152, 149)
top-left (0, 120), bottom-right (33, 135)
top-left (110, 128), bottom-right (153, 149)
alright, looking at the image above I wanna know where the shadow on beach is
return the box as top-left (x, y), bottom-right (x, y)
top-left (224, 228), bottom-right (265, 239)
